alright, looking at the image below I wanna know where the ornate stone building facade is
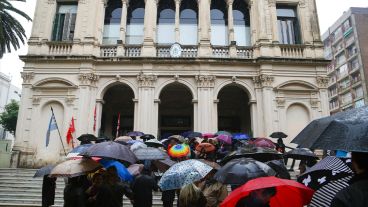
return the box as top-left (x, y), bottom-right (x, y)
top-left (14, 0), bottom-right (328, 167)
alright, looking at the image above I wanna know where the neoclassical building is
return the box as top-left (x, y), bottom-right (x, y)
top-left (14, 0), bottom-right (329, 167)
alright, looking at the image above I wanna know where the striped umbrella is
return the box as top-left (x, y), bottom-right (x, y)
top-left (309, 175), bottom-right (353, 207)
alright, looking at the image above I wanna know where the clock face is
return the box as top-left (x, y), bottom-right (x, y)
top-left (170, 43), bottom-right (182, 57)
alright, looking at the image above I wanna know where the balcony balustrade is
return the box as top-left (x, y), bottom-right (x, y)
top-left (125, 46), bottom-right (141, 57)
top-left (100, 46), bottom-right (117, 57)
top-left (212, 46), bottom-right (229, 58)
top-left (236, 47), bottom-right (253, 59)
top-left (48, 42), bottom-right (73, 55)
top-left (280, 45), bottom-right (305, 58)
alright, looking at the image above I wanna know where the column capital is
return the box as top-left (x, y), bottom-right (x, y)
top-left (21, 72), bottom-right (35, 84)
top-left (195, 75), bottom-right (216, 88)
top-left (79, 73), bottom-right (100, 86)
top-left (252, 74), bottom-right (274, 88)
top-left (268, 0), bottom-right (276, 7)
top-left (316, 76), bottom-right (329, 88)
top-left (121, 0), bottom-right (129, 4)
top-left (144, 0), bottom-right (159, 5)
top-left (137, 72), bottom-right (158, 87)
top-left (226, 0), bottom-right (234, 6)
top-left (174, 0), bottom-right (181, 4)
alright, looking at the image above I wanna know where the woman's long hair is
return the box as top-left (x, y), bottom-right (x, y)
top-left (179, 183), bottom-right (202, 207)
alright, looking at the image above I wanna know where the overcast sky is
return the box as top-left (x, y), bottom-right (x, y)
top-left (0, 0), bottom-right (367, 88)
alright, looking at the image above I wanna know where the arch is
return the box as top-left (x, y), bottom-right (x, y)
top-left (40, 99), bottom-right (67, 111)
top-left (97, 79), bottom-right (138, 100)
top-left (276, 80), bottom-right (319, 91)
top-left (285, 101), bottom-right (311, 119)
top-left (214, 80), bottom-right (255, 101)
top-left (33, 77), bottom-right (78, 89)
top-left (285, 103), bottom-right (311, 146)
top-left (157, 0), bottom-right (176, 44)
top-left (126, 0), bottom-right (145, 44)
top-left (233, 0), bottom-right (251, 46)
top-left (180, 0), bottom-right (198, 45)
top-left (155, 79), bottom-right (197, 100)
top-left (210, 0), bottom-right (228, 46)
top-left (103, 0), bottom-right (122, 44)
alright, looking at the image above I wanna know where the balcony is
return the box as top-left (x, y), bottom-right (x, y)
top-left (280, 45), bottom-right (305, 58)
top-left (212, 46), bottom-right (229, 58)
top-left (156, 45), bottom-right (198, 58)
top-left (125, 45), bottom-right (141, 57)
top-left (236, 47), bottom-right (253, 59)
top-left (100, 46), bottom-right (117, 57)
top-left (47, 42), bottom-right (73, 56)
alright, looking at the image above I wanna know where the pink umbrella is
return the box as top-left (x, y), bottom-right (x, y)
top-left (203, 133), bottom-right (215, 139)
top-left (127, 164), bottom-right (144, 176)
top-left (217, 134), bottom-right (232, 145)
top-left (250, 138), bottom-right (276, 149)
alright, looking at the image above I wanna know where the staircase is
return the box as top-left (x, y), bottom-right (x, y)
top-left (0, 168), bottom-right (174, 207)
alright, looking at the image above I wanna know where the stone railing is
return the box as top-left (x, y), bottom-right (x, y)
top-left (125, 45), bottom-right (141, 57)
top-left (156, 46), bottom-right (171, 57)
top-left (156, 45), bottom-right (198, 58)
top-left (236, 47), bottom-right (253, 59)
top-left (280, 45), bottom-right (305, 58)
top-left (48, 42), bottom-right (73, 55)
top-left (212, 46), bottom-right (229, 58)
top-left (100, 46), bottom-right (117, 57)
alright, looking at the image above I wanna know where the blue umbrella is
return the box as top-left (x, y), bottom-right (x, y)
top-left (233, 133), bottom-right (250, 140)
top-left (126, 131), bottom-right (145, 137)
top-left (181, 131), bottom-right (193, 138)
top-left (99, 159), bottom-right (133, 182)
top-left (69, 144), bottom-right (93, 154)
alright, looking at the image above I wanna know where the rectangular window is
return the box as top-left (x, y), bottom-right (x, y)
top-left (350, 58), bottom-right (360, 70)
top-left (347, 44), bottom-right (358, 57)
top-left (52, 4), bottom-right (78, 41)
top-left (341, 92), bottom-right (352, 105)
top-left (355, 99), bottom-right (365, 108)
top-left (333, 27), bottom-right (343, 40)
top-left (338, 64), bottom-right (348, 77)
top-left (336, 53), bottom-right (346, 66)
top-left (343, 19), bottom-right (351, 30)
top-left (277, 6), bottom-right (301, 44)
top-left (355, 87), bottom-right (364, 98)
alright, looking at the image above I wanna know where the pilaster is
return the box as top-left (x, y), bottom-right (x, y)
top-left (195, 75), bottom-right (216, 132)
top-left (142, 0), bottom-right (158, 56)
top-left (198, 0), bottom-right (211, 57)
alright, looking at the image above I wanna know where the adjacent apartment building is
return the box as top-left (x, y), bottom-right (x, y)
top-left (322, 7), bottom-right (368, 114)
top-left (15, 0), bottom-right (328, 167)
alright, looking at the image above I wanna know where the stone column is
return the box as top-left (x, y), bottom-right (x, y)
top-left (195, 75), bottom-right (216, 132)
top-left (227, 0), bottom-right (237, 57)
top-left (256, 0), bottom-right (268, 42)
top-left (95, 99), bottom-right (105, 136)
top-left (268, 1), bottom-right (279, 43)
top-left (175, 0), bottom-right (181, 43)
top-left (198, 0), bottom-right (211, 57)
top-left (316, 76), bottom-right (330, 116)
top-left (141, 0), bottom-right (158, 56)
top-left (118, 0), bottom-right (129, 56)
top-left (249, 100), bottom-right (258, 137)
top-left (136, 73), bottom-right (157, 135)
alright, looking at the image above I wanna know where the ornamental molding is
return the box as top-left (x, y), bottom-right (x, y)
top-left (21, 72), bottom-right (35, 84)
top-left (47, 0), bottom-right (55, 4)
top-left (137, 73), bottom-right (157, 87)
top-left (32, 97), bottom-right (41, 105)
top-left (275, 97), bottom-right (286, 107)
top-left (310, 99), bottom-right (319, 108)
top-left (252, 74), bottom-right (274, 88)
top-left (316, 76), bottom-right (329, 88)
top-left (195, 75), bottom-right (216, 88)
top-left (65, 97), bottom-right (76, 106)
top-left (268, 0), bottom-right (276, 7)
top-left (79, 73), bottom-right (99, 85)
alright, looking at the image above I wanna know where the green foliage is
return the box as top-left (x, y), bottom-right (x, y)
top-left (0, 0), bottom-right (32, 58)
top-left (0, 99), bottom-right (19, 135)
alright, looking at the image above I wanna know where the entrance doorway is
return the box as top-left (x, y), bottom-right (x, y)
top-left (217, 84), bottom-right (251, 134)
top-left (158, 83), bottom-right (193, 137)
top-left (101, 84), bottom-right (135, 138)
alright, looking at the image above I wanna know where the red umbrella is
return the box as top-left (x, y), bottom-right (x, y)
top-left (250, 138), bottom-right (276, 149)
top-left (220, 176), bottom-right (314, 207)
top-left (195, 143), bottom-right (216, 153)
top-left (203, 133), bottom-right (215, 139)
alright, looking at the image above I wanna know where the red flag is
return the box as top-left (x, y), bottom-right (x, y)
top-left (116, 113), bottom-right (120, 138)
top-left (66, 117), bottom-right (75, 147)
top-left (93, 106), bottom-right (97, 132)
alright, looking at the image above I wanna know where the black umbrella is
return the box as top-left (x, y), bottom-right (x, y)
top-left (214, 158), bottom-right (276, 185)
top-left (140, 134), bottom-right (155, 141)
top-left (297, 156), bottom-right (353, 190)
top-left (292, 106), bottom-right (368, 152)
top-left (80, 141), bottom-right (138, 164)
top-left (284, 148), bottom-right (318, 161)
top-left (33, 165), bottom-right (54, 178)
top-left (266, 160), bottom-right (291, 179)
top-left (77, 134), bottom-right (97, 143)
top-left (269, 132), bottom-right (288, 139)
top-left (221, 146), bottom-right (283, 164)
top-left (153, 158), bottom-right (177, 172)
top-left (187, 132), bottom-right (203, 139)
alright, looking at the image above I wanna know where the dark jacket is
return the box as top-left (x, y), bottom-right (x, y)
top-left (64, 183), bottom-right (87, 207)
top-left (131, 174), bottom-right (158, 207)
top-left (331, 172), bottom-right (368, 207)
top-left (42, 176), bottom-right (56, 207)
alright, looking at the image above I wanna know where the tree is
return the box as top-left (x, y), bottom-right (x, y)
top-left (0, 0), bottom-right (32, 58)
top-left (0, 99), bottom-right (19, 135)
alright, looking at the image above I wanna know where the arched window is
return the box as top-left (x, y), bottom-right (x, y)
top-left (211, 0), bottom-right (228, 46)
top-left (157, 0), bottom-right (175, 44)
top-left (126, 0), bottom-right (145, 45)
top-left (233, 0), bottom-right (251, 46)
top-left (180, 0), bottom-right (198, 45)
top-left (103, 0), bottom-right (122, 44)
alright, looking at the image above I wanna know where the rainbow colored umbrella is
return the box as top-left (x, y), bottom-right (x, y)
top-left (168, 144), bottom-right (190, 158)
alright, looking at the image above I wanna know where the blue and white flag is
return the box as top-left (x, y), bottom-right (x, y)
top-left (46, 113), bottom-right (58, 147)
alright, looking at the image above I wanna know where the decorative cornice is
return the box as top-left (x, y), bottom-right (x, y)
top-left (316, 76), bottom-right (329, 88)
top-left (252, 74), bottom-right (274, 88)
top-left (195, 75), bottom-right (216, 88)
top-left (21, 72), bottom-right (34, 84)
top-left (79, 73), bottom-right (99, 85)
top-left (137, 73), bottom-right (157, 87)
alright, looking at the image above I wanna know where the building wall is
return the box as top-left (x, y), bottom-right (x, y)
top-left (14, 0), bottom-right (329, 167)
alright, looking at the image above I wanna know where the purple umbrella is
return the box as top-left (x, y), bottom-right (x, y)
top-left (233, 133), bottom-right (250, 140)
top-left (126, 131), bottom-right (145, 137)
top-left (217, 134), bottom-right (232, 145)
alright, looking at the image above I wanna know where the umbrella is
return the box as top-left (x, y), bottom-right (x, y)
top-left (309, 175), bottom-right (352, 207)
top-left (203, 133), bottom-right (215, 139)
top-left (153, 159), bottom-right (177, 172)
top-left (292, 106), bottom-right (368, 152)
top-left (133, 147), bottom-right (169, 160)
top-left (198, 159), bottom-right (221, 170)
top-left (128, 164), bottom-right (144, 176)
top-left (33, 165), bottom-right (54, 178)
top-left (269, 132), bottom-right (288, 139)
top-left (99, 159), bottom-right (133, 182)
top-left (221, 147), bottom-right (283, 164)
top-left (187, 132), bottom-right (203, 139)
top-left (215, 131), bottom-right (232, 137)
top-left (158, 159), bottom-right (213, 190)
top-left (168, 144), bottom-right (190, 158)
top-left (284, 148), bottom-right (318, 161)
top-left (130, 142), bottom-right (147, 151)
top-left (232, 133), bottom-right (250, 140)
top-left (77, 134), bottom-right (97, 142)
top-left (214, 158), bottom-right (276, 185)
top-left (95, 136), bottom-right (110, 143)
top-left (217, 134), bottom-right (232, 145)
top-left (80, 141), bottom-right (138, 164)
top-left (145, 139), bottom-right (164, 148)
top-left (220, 176), bottom-right (314, 207)
top-left (114, 140), bottom-right (128, 146)
top-left (140, 134), bottom-right (155, 141)
top-left (195, 143), bottom-right (216, 153)
top-left (297, 156), bottom-right (353, 190)
top-left (250, 138), bottom-right (276, 149)
top-left (168, 135), bottom-right (185, 143)
top-left (266, 160), bottom-right (291, 179)
top-left (126, 131), bottom-right (145, 137)
top-left (49, 159), bottom-right (101, 178)
top-left (67, 144), bottom-right (93, 158)
top-left (115, 136), bottom-right (132, 142)
top-left (181, 131), bottom-right (193, 138)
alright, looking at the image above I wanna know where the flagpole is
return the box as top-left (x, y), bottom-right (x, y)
top-left (50, 107), bottom-right (67, 156)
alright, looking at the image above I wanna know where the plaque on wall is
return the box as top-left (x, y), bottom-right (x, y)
top-left (170, 43), bottom-right (182, 58)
